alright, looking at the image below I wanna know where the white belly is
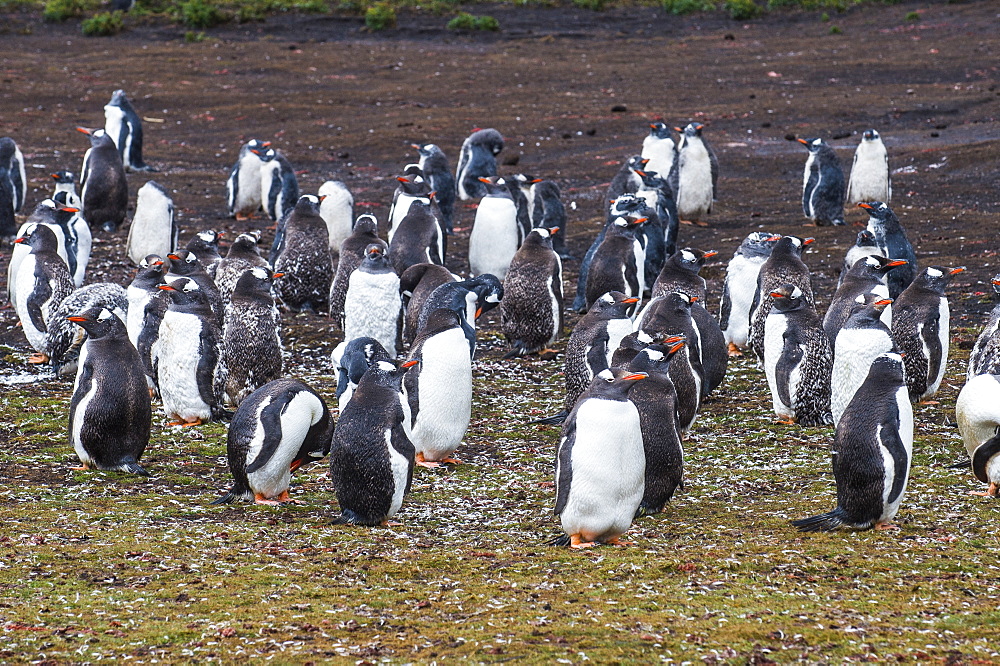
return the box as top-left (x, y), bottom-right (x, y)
top-left (468, 198), bottom-right (519, 279)
top-left (14, 256), bottom-right (54, 351)
top-left (605, 318), bottom-right (633, 366)
top-left (831, 328), bottom-right (893, 426)
top-left (924, 299), bottom-right (950, 399)
top-left (880, 387), bottom-right (914, 523)
top-left (125, 287), bottom-right (151, 348)
top-left (386, 428), bottom-right (410, 519)
top-left (246, 391), bottom-right (324, 498)
top-left (318, 181), bottom-right (354, 251)
top-left (722, 256), bottom-right (763, 348)
top-left (956, 375), bottom-right (1000, 484)
top-left (406, 329), bottom-right (473, 461)
top-left (70, 342), bottom-right (94, 465)
top-left (846, 143), bottom-right (890, 204)
top-left (235, 156), bottom-right (263, 214)
top-left (641, 136), bottom-right (675, 178)
top-left (763, 312), bottom-right (796, 419)
top-left (676, 142), bottom-right (713, 219)
top-left (344, 272), bottom-right (401, 355)
top-left (128, 189), bottom-right (174, 265)
top-left (157, 312), bottom-right (212, 422)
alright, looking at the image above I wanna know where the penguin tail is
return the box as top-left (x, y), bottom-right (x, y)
top-left (210, 488), bottom-right (253, 505)
top-left (531, 411), bottom-right (567, 425)
top-left (547, 533), bottom-right (571, 547)
top-left (117, 459), bottom-right (150, 476)
top-left (791, 508), bottom-right (847, 532)
top-left (212, 407), bottom-right (235, 422)
top-left (502, 343), bottom-right (534, 360)
top-left (947, 458), bottom-right (972, 469)
top-left (634, 503), bottom-right (663, 519)
top-left (331, 510), bottom-right (377, 526)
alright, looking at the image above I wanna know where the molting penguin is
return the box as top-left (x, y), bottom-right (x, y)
top-left (500, 227), bottom-right (563, 359)
top-left (839, 229), bottom-right (880, 287)
top-left (13, 225), bottom-right (75, 362)
top-left (798, 137), bottom-right (845, 226)
top-left (77, 127), bottom-right (128, 232)
top-left (224, 267), bottom-right (283, 407)
top-left (213, 378), bottom-right (331, 505)
top-left (103, 90), bottom-right (153, 172)
top-left (860, 201), bottom-right (917, 299)
top-left (671, 122), bottom-right (718, 224)
top-left (331, 336), bottom-right (392, 412)
top-left (329, 359), bottom-right (417, 526)
top-left (720, 232), bottom-right (779, 356)
top-left (414, 143), bottom-right (456, 234)
top-left (272, 195), bottom-right (333, 313)
top-left (214, 231), bottom-right (269, 305)
top-left (747, 235), bottom-right (815, 364)
top-left (823, 254), bottom-right (904, 343)
top-left (329, 214), bottom-right (384, 329)
top-left (469, 176), bottom-right (520, 280)
top-left (387, 199), bottom-right (444, 275)
top-left (318, 180), bottom-right (354, 256)
top-left (343, 244), bottom-right (402, 356)
top-left (792, 352), bottom-right (912, 531)
top-left (553, 368), bottom-right (648, 549)
top-left (126, 180), bottom-right (176, 265)
top-left (185, 229), bottom-right (223, 278)
top-left (641, 122), bottom-right (676, 185)
top-left (651, 248), bottom-right (717, 301)
top-left (260, 148), bottom-right (300, 223)
top-left (846, 129), bottom-right (890, 205)
top-left (166, 250), bottom-right (224, 326)
top-left (967, 274), bottom-right (1000, 379)
top-left (831, 295), bottom-right (894, 427)
top-left (455, 128), bottom-right (504, 200)
top-left (584, 216), bottom-right (645, 311)
top-left (67, 307), bottom-right (151, 475)
top-left (226, 139), bottom-right (270, 220)
top-left (0, 136), bottom-right (26, 242)
top-left (44, 282), bottom-right (128, 376)
top-left (400, 263), bottom-right (456, 346)
top-left (955, 374), bottom-right (1000, 497)
top-left (572, 194), bottom-right (644, 313)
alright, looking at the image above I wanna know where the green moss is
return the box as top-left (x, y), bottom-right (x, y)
top-left (725, 0), bottom-right (763, 18)
top-left (447, 11), bottom-right (499, 30)
top-left (662, 0), bottom-right (715, 15)
top-left (364, 0), bottom-right (395, 29)
top-left (177, 0), bottom-right (227, 28)
top-left (42, 0), bottom-right (97, 21)
top-left (81, 9), bottom-right (124, 34)
top-left (573, 0), bottom-right (606, 10)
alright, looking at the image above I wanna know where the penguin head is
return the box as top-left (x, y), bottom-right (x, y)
top-left (869, 351), bottom-right (906, 383)
top-left (228, 232), bottom-right (261, 256)
top-left (674, 248), bottom-right (716, 273)
top-left (360, 243), bottom-right (393, 273)
top-left (466, 273), bottom-right (504, 317)
top-left (630, 335), bottom-right (687, 374)
top-left (67, 306), bottom-right (123, 339)
top-left (592, 291), bottom-right (639, 319)
top-left (992, 274), bottom-right (1000, 295)
top-left (50, 170), bottom-right (75, 185)
top-left (17, 224), bottom-right (59, 253)
top-left (109, 89), bottom-right (127, 106)
top-left (166, 251), bottom-right (201, 273)
top-left (855, 230), bottom-right (878, 248)
top-left (354, 214), bottom-right (380, 236)
top-left (862, 129), bottom-right (880, 141)
top-left (295, 194), bottom-right (322, 215)
top-left (676, 122), bottom-right (703, 137)
top-left (777, 235), bottom-right (813, 256)
top-left (740, 232), bottom-right (780, 258)
top-left (158, 277), bottom-right (208, 306)
top-left (412, 143), bottom-right (439, 158)
top-left (648, 122), bottom-right (672, 139)
top-left (259, 148), bottom-right (277, 162)
top-left (626, 155), bottom-right (649, 172)
top-left (247, 139), bottom-right (272, 156)
top-left (769, 284), bottom-right (807, 312)
top-left (196, 230), bottom-right (221, 245)
top-left (633, 168), bottom-right (664, 187)
top-left (233, 266), bottom-right (277, 302)
top-left (525, 227), bottom-right (557, 248)
top-left (918, 266), bottom-right (964, 292)
top-left (590, 367), bottom-right (648, 400)
top-left (796, 137), bottom-right (824, 152)
top-left (139, 254), bottom-right (164, 269)
top-left (468, 128), bottom-right (504, 155)
top-left (858, 201), bottom-right (895, 224)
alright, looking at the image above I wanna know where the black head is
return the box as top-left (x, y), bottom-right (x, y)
top-left (467, 128), bottom-right (504, 154)
top-left (477, 176), bottom-right (512, 197)
top-left (108, 89), bottom-right (128, 106)
top-left (633, 169), bottom-right (666, 188)
top-left (258, 148), bottom-right (277, 163)
top-left (858, 201), bottom-right (897, 225)
top-left (67, 306), bottom-right (125, 340)
top-left (773, 235), bottom-right (813, 257)
top-left (851, 254), bottom-right (908, 279)
top-left (867, 351), bottom-right (906, 386)
top-left (855, 229), bottom-right (878, 248)
top-left (76, 126), bottom-right (115, 149)
top-left (796, 137), bottom-right (824, 153)
top-left (628, 335), bottom-right (687, 376)
top-left (607, 215), bottom-right (644, 238)
top-left (294, 194), bottom-right (322, 216)
top-left (159, 277), bottom-right (210, 308)
top-left (133, 254), bottom-right (166, 286)
top-left (676, 122), bottom-right (703, 137)
top-left (524, 227), bottom-right (558, 249)
top-left (186, 229), bottom-right (223, 257)
top-left (625, 155), bottom-right (649, 172)
top-left (227, 231), bottom-right (262, 257)
top-left (166, 251), bottom-right (202, 275)
top-left (671, 248), bottom-right (717, 274)
top-left (913, 266), bottom-right (964, 293)
top-left (769, 283), bottom-right (809, 313)
top-left (464, 273), bottom-right (504, 317)
top-left (246, 139), bottom-right (272, 157)
top-left (585, 367), bottom-right (648, 402)
top-left (353, 214), bottom-right (379, 236)
top-left (862, 129), bottom-right (880, 141)
top-left (739, 232), bottom-right (781, 258)
top-left (232, 266), bottom-right (278, 303)
top-left (412, 143), bottom-right (441, 158)
top-left (396, 172), bottom-right (431, 197)
top-left (50, 170), bottom-right (75, 185)
top-left (361, 358), bottom-right (418, 391)
top-left (16, 224), bottom-right (59, 253)
top-left (588, 291), bottom-right (639, 320)
top-left (360, 243), bottom-right (393, 273)
top-left (648, 122), bottom-right (673, 139)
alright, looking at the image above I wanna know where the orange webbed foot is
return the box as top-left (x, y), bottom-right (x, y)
top-left (415, 452), bottom-right (441, 468)
top-left (605, 536), bottom-right (633, 546)
top-left (569, 534), bottom-right (597, 549)
top-left (180, 418), bottom-right (204, 427)
top-left (28, 352), bottom-right (50, 364)
top-left (875, 522), bottom-right (899, 531)
top-left (919, 400), bottom-right (940, 406)
top-left (727, 343), bottom-right (743, 358)
top-left (254, 493), bottom-right (282, 506)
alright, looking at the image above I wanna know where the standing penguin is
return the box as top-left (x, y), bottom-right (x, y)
top-left (670, 122), bottom-right (718, 224)
top-left (573, 194), bottom-right (645, 313)
top-left (387, 199), bottom-right (444, 275)
top-left (860, 201), bottom-right (917, 299)
top-left (892, 266), bottom-right (964, 403)
top-left (968, 274), bottom-right (1000, 379)
top-left (553, 368), bottom-right (648, 549)
top-left (126, 181), bottom-right (176, 265)
top-left (798, 137), bottom-right (845, 226)
top-left (651, 248), bottom-right (717, 301)
top-left (77, 127), bottom-right (128, 232)
top-left (272, 195), bottom-right (334, 313)
top-left (224, 267), bottom-right (283, 407)
top-left (455, 128), bottom-right (504, 200)
top-left (185, 229), bottom-right (224, 278)
top-left (747, 235), bottom-right (815, 363)
top-left (831, 295), bottom-right (895, 426)
top-left (500, 227), bottom-right (563, 359)
top-left (606, 155), bottom-right (648, 203)
top-left (329, 214), bottom-right (383, 329)
top-left (13, 225), bottom-right (75, 362)
top-left (387, 172), bottom-right (432, 241)
top-left (0, 136), bottom-right (26, 243)
top-left (839, 229), bottom-right (881, 286)
top-left (468, 177), bottom-right (520, 280)
top-left (67, 307), bottom-right (151, 475)
top-left (530, 179), bottom-right (571, 258)
top-left (763, 284), bottom-right (833, 426)
top-left (634, 168), bottom-right (679, 260)
top-left (641, 122), bottom-right (676, 183)
top-left (792, 352), bottom-right (912, 531)
top-left (126, 254), bottom-right (166, 349)
top-left (720, 232), bottom-right (779, 356)
top-left (414, 273), bottom-right (504, 349)
top-left (955, 374), bottom-right (1000, 497)
top-left (329, 359), bottom-right (417, 526)
top-left (165, 250), bottom-right (224, 326)
top-left (214, 231), bottom-right (269, 304)
top-left (846, 129), bottom-right (890, 205)
top-left (226, 139), bottom-right (270, 220)
top-left (413, 143), bottom-right (456, 235)
top-left (43, 282), bottom-right (128, 376)
top-left (400, 263), bottom-right (457, 346)
top-left (823, 255), bottom-right (905, 342)
top-left (8, 200), bottom-right (85, 306)
top-left (584, 216), bottom-right (645, 311)
top-left (343, 244), bottom-right (402, 356)
top-left (44, 185), bottom-right (91, 288)
top-left (50, 170), bottom-right (81, 208)
top-left (103, 89), bottom-right (153, 172)
top-left (331, 336), bottom-right (393, 412)
top-left (318, 180), bottom-right (354, 256)
top-left (213, 378), bottom-right (331, 505)
top-left (259, 148), bottom-right (300, 223)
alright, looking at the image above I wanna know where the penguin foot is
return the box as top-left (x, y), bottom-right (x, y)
top-left (776, 417), bottom-right (796, 426)
top-left (254, 494), bottom-right (284, 506)
top-left (27, 352), bottom-right (50, 364)
top-left (969, 482), bottom-right (999, 497)
top-left (919, 400), bottom-right (940, 406)
top-left (380, 520), bottom-right (404, 527)
top-left (235, 213), bottom-right (252, 221)
top-left (181, 418), bottom-right (204, 427)
top-left (439, 456), bottom-right (463, 465)
top-left (71, 463), bottom-right (91, 471)
top-left (569, 535), bottom-right (597, 549)
top-left (727, 343), bottom-right (743, 358)
top-left (874, 522), bottom-right (899, 531)
top-left (415, 453), bottom-right (441, 468)
top-left (605, 536), bottom-right (633, 546)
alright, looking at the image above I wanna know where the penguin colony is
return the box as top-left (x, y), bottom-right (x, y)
top-left (1, 99), bottom-right (995, 545)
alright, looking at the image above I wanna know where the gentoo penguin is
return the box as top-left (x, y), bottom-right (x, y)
top-left (126, 181), bottom-right (176, 265)
top-left (185, 229), bottom-right (223, 278)
top-left (213, 378), bottom-right (331, 505)
top-left (156, 278), bottom-right (226, 426)
top-left (77, 127), bottom-right (128, 232)
top-left (0, 136), bottom-right (26, 242)
top-left (629, 173), bottom-right (667, 290)
top-left (224, 267), bottom-right (283, 407)
top-left (627, 338), bottom-right (687, 516)
top-left (584, 216), bottom-right (645, 311)
top-left (860, 201), bottom-right (917, 299)
top-left (332, 336), bottom-right (392, 412)
top-left (892, 265), bottom-right (964, 403)
top-left (214, 231), bottom-right (269, 304)
top-left (387, 172), bottom-right (432, 241)
top-left (670, 122), bottom-right (718, 224)
top-left (506, 173), bottom-right (534, 242)
top-left (343, 244), bottom-right (402, 356)
top-left (403, 308), bottom-right (473, 467)
top-left (103, 90), bottom-right (153, 172)
top-left (44, 282), bottom-right (128, 376)
top-left (831, 295), bottom-right (894, 426)
top-left (387, 199), bottom-right (444, 275)
top-left (763, 284), bottom-right (833, 426)
top-left (720, 232), bottom-right (779, 356)
top-left (553, 368), bottom-right (648, 548)
top-left (968, 274), bottom-right (1000, 379)
top-left (50, 170), bottom-right (81, 207)
top-left (572, 194), bottom-right (642, 313)
top-left (798, 137), bottom-right (845, 226)
top-left (165, 250), bottom-right (224, 326)
top-left (272, 195), bottom-right (333, 313)
top-left (641, 122), bottom-right (676, 184)
top-left (414, 273), bottom-right (503, 353)
top-left (259, 148), bottom-right (299, 223)
top-left (955, 374), bottom-right (1000, 497)
top-left (226, 139), bottom-right (270, 220)
top-left (126, 254), bottom-right (166, 350)
top-left (329, 214), bottom-right (383, 329)
top-left (747, 235), bottom-right (815, 364)
top-left (455, 128), bottom-right (504, 200)
top-left (839, 229), bottom-right (881, 287)
top-left (13, 225), bottom-right (74, 362)
top-left (792, 352), bottom-right (912, 531)
top-left (530, 179), bottom-right (571, 258)
top-left (46, 197), bottom-right (90, 289)
top-left (329, 359), bottom-right (418, 525)
top-left (318, 180), bottom-right (354, 255)
top-left (414, 143), bottom-right (456, 234)
top-left (822, 254), bottom-right (905, 342)
top-left (605, 155), bottom-right (647, 202)
top-left (500, 227), bottom-right (563, 358)
top-left (469, 177), bottom-right (520, 279)
top-left (400, 263), bottom-right (456, 346)
top-left (8, 200), bottom-right (85, 306)
top-left (846, 129), bottom-right (890, 205)
top-left (651, 248), bottom-right (717, 301)
top-left (634, 168), bottom-right (679, 260)
top-left (67, 307), bottom-right (151, 475)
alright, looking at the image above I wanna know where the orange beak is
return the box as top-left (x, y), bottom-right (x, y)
top-left (621, 297), bottom-right (639, 304)
top-left (949, 267), bottom-right (966, 275)
top-left (622, 373), bottom-right (648, 381)
top-left (67, 316), bottom-right (88, 323)
top-left (158, 285), bottom-right (177, 291)
top-left (858, 202), bottom-right (874, 210)
top-left (478, 177), bottom-right (492, 184)
top-left (769, 291), bottom-right (785, 299)
top-left (803, 238), bottom-right (816, 245)
top-left (886, 259), bottom-right (908, 267)
top-left (401, 359), bottom-right (419, 368)
top-left (875, 299), bottom-right (893, 307)
top-left (797, 138), bottom-right (809, 145)
top-left (272, 272), bottom-right (285, 279)
top-left (702, 251), bottom-right (718, 259)
top-left (75, 127), bottom-right (92, 135)
top-left (547, 227), bottom-right (559, 235)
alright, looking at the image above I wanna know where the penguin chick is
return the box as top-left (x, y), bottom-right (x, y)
top-left (651, 247), bottom-right (717, 301)
top-left (413, 143), bottom-right (456, 235)
top-left (747, 235), bottom-right (815, 364)
top-left (224, 267), bottom-right (284, 407)
top-left (839, 229), bottom-right (881, 287)
top-left (273, 195), bottom-right (334, 314)
top-left (165, 250), bottom-right (224, 326)
top-left (584, 215), bottom-right (645, 311)
top-left (343, 244), bottom-right (402, 356)
top-left (185, 229), bottom-right (224, 278)
top-left (214, 231), bottom-right (270, 305)
top-left (500, 227), bottom-right (563, 359)
top-left (671, 122), bottom-right (718, 224)
top-left (126, 180), bottom-right (176, 266)
top-left (846, 129), bottom-right (890, 205)
top-left (329, 214), bottom-right (384, 329)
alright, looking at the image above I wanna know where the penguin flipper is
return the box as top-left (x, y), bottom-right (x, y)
top-left (971, 433), bottom-right (1000, 484)
top-left (531, 411), bottom-right (568, 425)
top-left (791, 508), bottom-right (847, 532)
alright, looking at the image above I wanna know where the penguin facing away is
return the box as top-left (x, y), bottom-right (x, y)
top-left (387, 199), bottom-right (444, 275)
top-left (955, 374), bottom-right (1000, 497)
top-left (214, 230), bottom-right (269, 305)
top-left (400, 263), bottom-right (457, 346)
top-left (798, 137), bottom-right (845, 226)
top-left (332, 336), bottom-right (393, 412)
top-left (77, 127), bottom-right (129, 232)
top-left (456, 128), bottom-right (504, 200)
top-left (0, 136), bottom-right (27, 242)
top-left (860, 201), bottom-right (917, 299)
top-left (967, 274), bottom-right (1000, 380)
top-left (530, 179), bottom-right (571, 258)
top-left (500, 227), bottom-right (563, 359)
top-left (584, 216), bottom-right (645, 311)
top-left (846, 129), bottom-right (890, 205)
top-left (126, 180), bottom-right (176, 266)
top-left (224, 267), bottom-right (284, 407)
top-left (413, 143), bottom-right (456, 235)
top-left (318, 180), bottom-right (355, 255)
top-left (226, 139), bottom-right (270, 220)
top-left (720, 232), bottom-right (779, 356)
top-left (104, 89), bottom-right (154, 172)
top-left (572, 194), bottom-right (643, 313)
top-left (272, 194), bottom-right (333, 314)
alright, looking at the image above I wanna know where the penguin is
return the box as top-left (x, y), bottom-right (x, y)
top-left (671, 122), bottom-right (718, 224)
top-left (50, 170), bottom-right (81, 208)
top-left (860, 201), bottom-right (917, 299)
top-left (213, 378), bottom-right (331, 505)
top-left (156, 278), bottom-right (226, 426)
top-left (955, 374), bottom-right (1000, 497)
top-left (500, 227), bottom-right (563, 358)
top-left (627, 338), bottom-right (687, 516)
top-left (214, 231), bottom-right (269, 305)
top-left (634, 168), bottom-right (679, 260)
top-left (651, 248), bottom-right (717, 301)
top-left (641, 122), bottom-right (676, 184)
top-left (272, 195), bottom-right (334, 313)
top-left (763, 284), bottom-right (833, 426)
top-left (260, 148), bottom-right (300, 223)
top-left (318, 180), bottom-right (354, 256)
top-left (399, 263), bottom-right (456, 346)
top-left (691, 301), bottom-right (729, 399)
top-left (605, 155), bottom-right (647, 203)
top-left (798, 137), bottom-right (845, 226)
top-left (967, 274), bottom-right (1000, 380)
top-left (414, 273), bottom-right (503, 353)
top-left (126, 254), bottom-right (166, 350)
top-left (628, 173), bottom-right (667, 291)
top-left (331, 336), bottom-right (392, 412)
top-left (13, 225), bottom-right (74, 362)
top-left (584, 216), bottom-right (645, 311)
top-left (839, 229), bottom-right (881, 287)
top-left (224, 267), bottom-right (284, 407)
top-left (329, 359), bottom-right (418, 526)
top-left (44, 282), bottom-right (128, 376)
top-left (165, 250), bottom-right (224, 326)
top-left (413, 143), bottom-right (456, 235)
top-left (67, 307), bottom-right (151, 475)
top-left (185, 229), bottom-right (224, 278)
top-left (747, 235), bottom-right (815, 364)
top-left (553, 368), bottom-right (648, 549)
top-left (77, 127), bottom-right (128, 233)
top-left (344, 244), bottom-right (402, 356)
top-left (226, 139), bottom-right (270, 220)
top-left (126, 180), bottom-right (176, 266)
top-left (455, 128), bottom-right (504, 200)
top-left (469, 177), bottom-right (520, 280)
top-left (529, 179), bottom-right (571, 258)
top-left (387, 172), bottom-right (432, 241)
top-left (892, 265), bottom-right (964, 403)
top-left (720, 232), bottom-right (779, 356)
top-left (0, 136), bottom-right (26, 242)
top-left (8, 200), bottom-right (85, 306)
top-left (103, 90), bottom-right (153, 172)
top-left (329, 214), bottom-right (384, 329)
top-left (792, 352), bottom-right (912, 532)
top-left (823, 254), bottom-right (905, 342)
top-left (831, 295), bottom-right (894, 427)
top-left (506, 173), bottom-right (535, 243)
top-left (846, 129), bottom-right (891, 205)
top-left (387, 199), bottom-right (444, 275)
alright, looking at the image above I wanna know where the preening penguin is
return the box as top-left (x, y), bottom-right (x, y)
top-left (671, 122), bottom-right (718, 224)
top-left (226, 139), bottom-right (270, 220)
top-left (224, 267), bottom-right (284, 407)
top-left (213, 378), bottom-right (331, 505)
top-left (860, 201), bottom-right (917, 299)
top-left (967, 274), bottom-right (1000, 379)
top-left (103, 90), bottom-right (153, 172)
top-left (318, 180), bottom-right (355, 255)
top-left (413, 143), bottom-right (456, 234)
top-left (77, 127), bottom-right (128, 232)
top-left (793, 352), bottom-right (912, 532)
top-left (126, 180), bottom-right (177, 266)
top-left (500, 227), bottom-right (563, 359)
top-left (830, 295), bottom-right (894, 427)
top-left (468, 176), bottom-right (519, 280)
top-left (331, 336), bottom-right (392, 412)
top-left (720, 232), bottom-right (779, 356)
top-left (44, 282), bottom-right (128, 376)
top-left (67, 307), bottom-right (152, 476)
top-left (13, 225), bottom-right (75, 362)
top-left (214, 231), bottom-right (269, 305)
top-left (747, 235), bottom-right (815, 364)
top-left (329, 214), bottom-right (384, 329)
top-left (272, 195), bottom-right (334, 314)
top-left (414, 273), bottom-right (503, 352)
top-left (260, 148), bottom-right (300, 223)
top-left (955, 374), bottom-right (1000, 497)
top-left (0, 136), bottom-right (26, 243)
top-left (846, 129), bottom-right (890, 205)
top-left (798, 137), bottom-right (845, 226)
top-left (343, 244), bottom-right (402, 356)
top-left (456, 128), bottom-right (504, 200)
